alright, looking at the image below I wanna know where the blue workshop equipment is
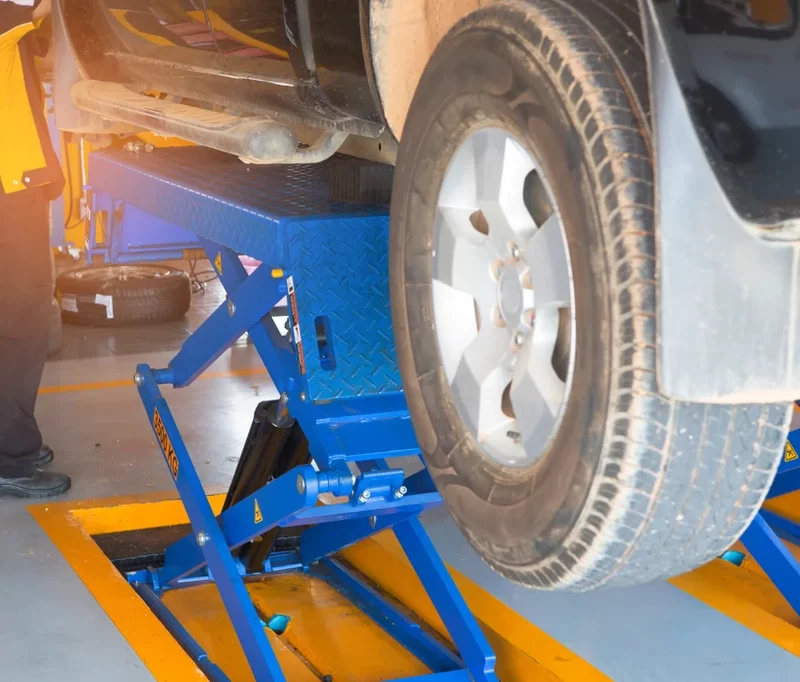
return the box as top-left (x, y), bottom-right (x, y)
top-left (740, 412), bottom-right (800, 618)
top-left (97, 146), bottom-right (499, 682)
top-left (86, 148), bottom-right (203, 263)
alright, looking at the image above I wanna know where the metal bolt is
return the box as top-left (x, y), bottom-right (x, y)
top-left (299, 392), bottom-right (307, 402)
top-left (227, 299), bottom-right (235, 317)
top-left (394, 486), bottom-right (408, 499)
top-left (369, 516), bottom-right (377, 529)
top-left (196, 531), bottom-right (210, 547)
top-left (133, 371), bottom-right (143, 386)
top-left (512, 331), bottom-right (525, 349)
top-left (510, 244), bottom-right (521, 260)
top-left (507, 430), bottom-right (521, 443)
top-left (296, 474), bottom-right (306, 495)
top-left (358, 490), bottom-right (371, 503)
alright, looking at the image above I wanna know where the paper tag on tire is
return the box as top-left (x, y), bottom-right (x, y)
top-left (95, 294), bottom-right (114, 319)
top-left (60, 294), bottom-right (78, 313)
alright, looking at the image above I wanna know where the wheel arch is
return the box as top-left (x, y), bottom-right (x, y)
top-left (367, 0), bottom-right (657, 140)
top-left (368, 1), bottom-right (486, 139)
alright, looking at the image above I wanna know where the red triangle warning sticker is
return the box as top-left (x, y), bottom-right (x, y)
top-left (786, 441), bottom-right (798, 463)
top-left (254, 499), bottom-right (263, 524)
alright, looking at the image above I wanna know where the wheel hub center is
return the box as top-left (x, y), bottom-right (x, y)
top-left (497, 266), bottom-right (525, 327)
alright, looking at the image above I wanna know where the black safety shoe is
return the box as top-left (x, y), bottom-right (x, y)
top-left (34, 445), bottom-right (54, 467)
top-left (0, 470), bottom-right (71, 499)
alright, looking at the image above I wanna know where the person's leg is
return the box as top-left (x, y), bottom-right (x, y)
top-left (0, 333), bottom-right (47, 477)
top-left (0, 188), bottom-right (70, 496)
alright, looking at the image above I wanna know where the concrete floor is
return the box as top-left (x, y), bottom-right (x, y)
top-left (4, 277), bottom-right (800, 681)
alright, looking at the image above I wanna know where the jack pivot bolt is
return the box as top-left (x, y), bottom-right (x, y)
top-left (358, 490), bottom-right (371, 503)
top-left (196, 531), bottom-right (210, 547)
top-left (394, 486), bottom-right (408, 499)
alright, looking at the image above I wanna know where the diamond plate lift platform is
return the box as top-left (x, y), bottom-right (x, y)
top-left (89, 147), bottom-right (498, 682)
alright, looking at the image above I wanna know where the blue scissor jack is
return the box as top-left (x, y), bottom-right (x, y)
top-left (739, 413), bottom-right (800, 618)
top-left (95, 147), bottom-right (498, 682)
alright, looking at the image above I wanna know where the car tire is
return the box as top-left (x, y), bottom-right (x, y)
top-left (389, 0), bottom-right (791, 589)
top-left (56, 264), bottom-right (191, 327)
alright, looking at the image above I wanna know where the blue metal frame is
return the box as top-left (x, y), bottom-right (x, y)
top-left (134, 583), bottom-right (232, 682)
top-left (117, 148), bottom-right (498, 681)
top-left (87, 190), bottom-right (203, 264)
top-left (740, 420), bottom-right (800, 618)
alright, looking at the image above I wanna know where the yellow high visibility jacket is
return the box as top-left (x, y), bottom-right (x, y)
top-left (0, 4), bottom-right (62, 198)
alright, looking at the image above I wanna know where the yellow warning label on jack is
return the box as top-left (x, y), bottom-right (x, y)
top-left (214, 252), bottom-right (223, 275)
top-left (153, 408), bottom-right (179, 480)
top-left (254, 499), bottom-right (263, 524)
top-left (786, 441), bottom-right (799, 463)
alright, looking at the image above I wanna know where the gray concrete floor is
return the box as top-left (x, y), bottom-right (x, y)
top-left (3, 276), bottom-right (799, 681)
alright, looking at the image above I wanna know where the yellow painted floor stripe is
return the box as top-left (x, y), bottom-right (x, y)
top-left (164, 576), bottom-right (431, 682)
top-left (30, 494), bottom-right (607, 682)
top-left (38, 367), bottom-right (267, 395)
top-left (669, 490), bottom-right (800, 658)
top-left (28, 499), bottom-right (206, 682)
top-left (342, 534), bottom-right (608, 682)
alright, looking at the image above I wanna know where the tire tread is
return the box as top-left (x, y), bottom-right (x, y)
top-left (450, 0), bottom-right (789, 589)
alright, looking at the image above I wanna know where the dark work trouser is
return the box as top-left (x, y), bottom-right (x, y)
top-left (0, 188), bottom-right (52, 477)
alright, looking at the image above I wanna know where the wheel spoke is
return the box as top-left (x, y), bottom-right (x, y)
top-left (525, 214), bottom-right (571, 309)
top-left (433, 208), bottom-right (495, 318)
top-left (510, 308), bottom-right (566, 459)
top-left (451, 325), bottom-right (513, 438)
top-left (472, 130), bottom-right (536, 255)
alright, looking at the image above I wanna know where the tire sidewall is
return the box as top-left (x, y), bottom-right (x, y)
top-left (57, 265), bottom-right (191, 327)
top-left (390, 23), bottom-right (613, 566)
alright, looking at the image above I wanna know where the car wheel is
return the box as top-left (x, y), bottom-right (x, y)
top-left (56, 264), bottom-right (191, 327)
top-left (389, 0), bottom-right (790, 589)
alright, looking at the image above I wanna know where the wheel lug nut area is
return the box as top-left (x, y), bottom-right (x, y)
top-left (496, 263), bottom-right (525, 329)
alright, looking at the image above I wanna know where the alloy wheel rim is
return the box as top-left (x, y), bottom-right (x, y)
top-left (431, 127), bottom-right (576, 468)
top-left (74, 265), bottom-right (172, 283)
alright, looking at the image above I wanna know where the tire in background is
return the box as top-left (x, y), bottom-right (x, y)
top-left (56, 264), bottom-right (191, 327)
top-left (389, 0), bottom-right (790, 590)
